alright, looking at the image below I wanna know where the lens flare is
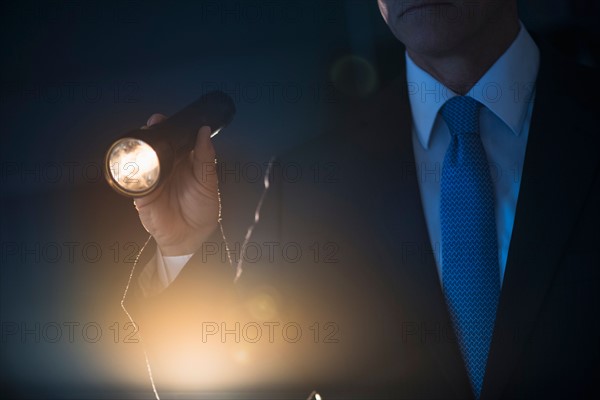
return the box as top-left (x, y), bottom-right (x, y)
top-left (107, 138), bottom-right (160, 195)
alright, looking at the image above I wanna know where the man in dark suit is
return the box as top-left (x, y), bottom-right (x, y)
top-left (126, 1), bottom-right (599, 398)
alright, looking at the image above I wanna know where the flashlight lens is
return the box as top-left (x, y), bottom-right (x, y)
top-left (107, 138), bottom-right (160, 195)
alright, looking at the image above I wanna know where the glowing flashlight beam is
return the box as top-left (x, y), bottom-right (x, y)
top-left (120, 156), bottom-right (320, 400)
top-left (108, 138), bottom-right (160, 195)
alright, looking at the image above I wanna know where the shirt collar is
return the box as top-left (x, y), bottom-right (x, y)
top-left (406, 22), bottom-right (540, 149)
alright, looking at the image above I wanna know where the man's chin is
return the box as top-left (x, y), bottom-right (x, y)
top-left (396, 23), bottom-right (467, 57)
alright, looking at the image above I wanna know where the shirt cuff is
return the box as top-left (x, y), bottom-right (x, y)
top-left (137, 247), bottom-right (194, 297)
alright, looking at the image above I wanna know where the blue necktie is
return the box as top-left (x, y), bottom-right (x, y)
top-left (440, 96), bottom-right (500, 398)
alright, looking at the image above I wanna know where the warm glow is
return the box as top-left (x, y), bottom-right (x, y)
top-left (107, 138), bottom-right (160, 194)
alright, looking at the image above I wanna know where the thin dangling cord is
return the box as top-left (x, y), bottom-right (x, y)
top-left (120, 234), bottom-right (160, 400)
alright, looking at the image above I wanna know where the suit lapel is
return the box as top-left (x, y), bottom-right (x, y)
top-left (482, 42), bottom-right (600, 399)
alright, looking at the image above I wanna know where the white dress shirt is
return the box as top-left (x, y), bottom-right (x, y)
top-left (408, 23), bottom-right (539, 286)
top-left (138, 246), bottom-right (193, 297)
top-left (139, 23), bottom-right (540, 296)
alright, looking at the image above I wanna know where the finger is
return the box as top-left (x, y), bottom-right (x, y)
top-left (146, 113), bottom-right (168, 127)
top-left (194, 126), bottom-right (216, 161)
top-left (132, 182), bottom-right (165, 208)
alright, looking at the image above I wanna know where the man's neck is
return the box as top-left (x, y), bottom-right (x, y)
top-left (408, 19), bottom-right (520, 95)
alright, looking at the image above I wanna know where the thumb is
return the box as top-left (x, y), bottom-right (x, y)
top-left (192, 125), bottom-right (217, 183)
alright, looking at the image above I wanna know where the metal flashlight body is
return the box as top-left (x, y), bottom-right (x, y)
top-left (104, 90), bottom-right (235, 197)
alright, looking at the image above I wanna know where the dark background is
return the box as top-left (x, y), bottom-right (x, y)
top-left (1, 1), bottom-right (598, 398)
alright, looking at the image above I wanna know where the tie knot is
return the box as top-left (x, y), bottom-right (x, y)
top-left (440, 96), bottom-right (481, 136)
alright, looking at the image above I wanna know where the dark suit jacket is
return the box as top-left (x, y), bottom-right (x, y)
top-left (129, 37), bottom-right (600, 399)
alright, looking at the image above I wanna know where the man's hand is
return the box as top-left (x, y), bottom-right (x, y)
top-left (133, 113), bottom-right (219, 256)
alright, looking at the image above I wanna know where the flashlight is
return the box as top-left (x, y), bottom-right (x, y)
top-left (104, 90), bottom-right (235, 197)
